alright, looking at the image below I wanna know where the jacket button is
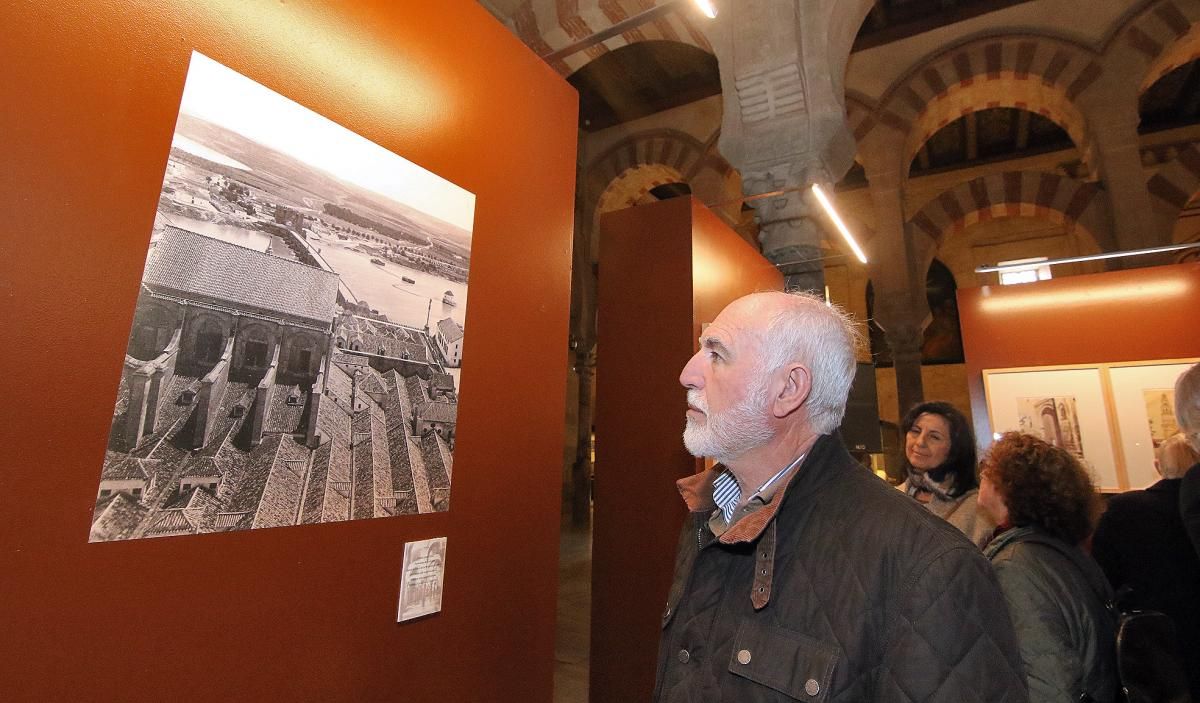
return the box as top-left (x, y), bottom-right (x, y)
top-left (677, 649), bottom-right (690, 664)
top-left (736, 649), bottom-right (752, 665)
top-left (805, 679), bottom-right (820, 696)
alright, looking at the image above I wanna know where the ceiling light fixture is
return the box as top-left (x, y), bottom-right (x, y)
top-left (693, 0), bottom-right (718, 19)
top-left (811, 184), bottom-right (868, 264)
top-left (974, 241), bottom-right (1200, 273)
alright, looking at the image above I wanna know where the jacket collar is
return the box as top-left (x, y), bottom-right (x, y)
top-left (674, 433), bottom-right (849, 611)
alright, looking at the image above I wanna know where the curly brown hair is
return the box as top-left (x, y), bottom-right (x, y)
top-left (981, 431), bottom-right (1101, 545)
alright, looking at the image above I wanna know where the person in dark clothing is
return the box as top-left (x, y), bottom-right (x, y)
top-left (657, 291), bottom-right (1027, 702)
top-left (1093, 433), bottom-right (1200, 700)
top-left (977, 432), bottom-right (1117, 703)
top-left (1176, 363), bottom-right (1200, 559)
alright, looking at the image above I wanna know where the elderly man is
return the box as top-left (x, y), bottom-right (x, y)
top-left (655, 291), bottom-right (1027, 702)
top-left (1177, 363), bottom-right (1200, 557)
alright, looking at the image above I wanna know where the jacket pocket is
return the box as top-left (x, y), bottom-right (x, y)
top-left (727, 620), bottom-right (838, 701)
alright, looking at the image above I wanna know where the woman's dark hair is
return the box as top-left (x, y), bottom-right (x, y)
top-left (900, 400), bottom-right (978, 493)
top-left (981, 432), bottom-right (1101, 545)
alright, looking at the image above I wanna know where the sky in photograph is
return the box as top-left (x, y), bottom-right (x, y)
top-left (177, 52), bottom-right (475, 232)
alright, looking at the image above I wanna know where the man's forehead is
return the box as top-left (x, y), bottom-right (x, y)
top-left (704, 297), bottom-right (772, 347)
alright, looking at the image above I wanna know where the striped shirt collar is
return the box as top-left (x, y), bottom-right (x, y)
top-left (712, 453), bottom-right (807, 524)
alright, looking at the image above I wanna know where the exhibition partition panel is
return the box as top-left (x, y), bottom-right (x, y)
top-left (959, 263), bottom-right (1200, 466)
top-left (0, 1), bottom-right (576, 700)
top-left (591, 197), bottom-right (783, 702)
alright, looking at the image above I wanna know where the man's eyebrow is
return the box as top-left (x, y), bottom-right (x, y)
top-left (699, 336), bottom-right (731, 354)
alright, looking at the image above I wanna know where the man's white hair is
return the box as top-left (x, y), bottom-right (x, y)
top-left (755, 290), bottom-right (862, 435)
top-left (1176, 363), bottom-right (1200, 452)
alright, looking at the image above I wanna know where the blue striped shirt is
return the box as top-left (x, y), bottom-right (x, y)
top-left (712, 453), bottom-right (807, 524)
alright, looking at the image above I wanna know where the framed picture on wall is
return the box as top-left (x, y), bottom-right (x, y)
top-left (983, 366), bottom-right (1120, 490)
top-left (398, 537), bottom-right (447, 622)
top-left (1107, 359), bottom-right (1199, 489)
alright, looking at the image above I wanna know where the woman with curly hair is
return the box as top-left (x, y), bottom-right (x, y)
top-left (899, 401), bottom-right (994, 547)
top-left (977, 431), bottom-right (1117, 703)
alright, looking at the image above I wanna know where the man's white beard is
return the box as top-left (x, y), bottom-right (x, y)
top-left (683, 380), bottom-right (775, 463)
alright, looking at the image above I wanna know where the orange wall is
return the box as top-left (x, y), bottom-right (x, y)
top-left (591, 197), bottom-right (782, 702)
top-left (0, 2), bottom-right (576, 700)
top-left (959, 262), bottom-right (1200, 449)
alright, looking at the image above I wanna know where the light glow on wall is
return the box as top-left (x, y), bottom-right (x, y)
top-left (977, 280), bottom-right (1190, 314)
top-left (693, 0), bottom-right (718, 19)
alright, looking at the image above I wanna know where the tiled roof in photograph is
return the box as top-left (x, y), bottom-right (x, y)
top-left (300, 441), bottom-right (331, 525)
top-left (225, 434), bottom-right (284, 514)
top-left (420, 431), bottom-right (451, 491)
top-left (430, 373), bottom-right (455, 393)
top-left (90, 493), bottom-right (148, 542)
top-left (182, 456), bottom-right (224, 479)
top-left (144, 509), bottom-right (196, 537)
top-left (144, 226), bottom-right (339, 326)
top-left (437, 317), bottom-right (464, 344)
top-left (253, 437), bottom-right (308, 529)
top-left (100, 453), bottom-right (150, 481)
top-left (265, 384), bottom-right (306, 434)
top-left (419, 401), bottom-right (457, 424)
top-left (404, 375), bottom-right (428, 406)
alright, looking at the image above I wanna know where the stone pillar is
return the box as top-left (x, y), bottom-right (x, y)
top-left (703, 0), bottom-right (874, 290)
top-left (744, 172), bottom-right (827, 292)
top-left (859, 131), bottom-right (931, 418)
top-left (1080, 83), bottom-right (1171, 256)
top-left (885, 325), bottom-right (926, 419)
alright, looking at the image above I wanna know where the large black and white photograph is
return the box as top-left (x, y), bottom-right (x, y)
top-left (90, 52), bottom-right (474, 542)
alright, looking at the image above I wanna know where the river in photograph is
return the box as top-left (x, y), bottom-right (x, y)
top-left (316, 240), bottom-right (468, 332)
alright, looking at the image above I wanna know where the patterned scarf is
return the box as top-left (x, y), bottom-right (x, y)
top-left (904, 467), bottom-right (958, 503)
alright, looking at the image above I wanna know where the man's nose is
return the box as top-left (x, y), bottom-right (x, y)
top-left (679, 351), bottom-right (703, 389)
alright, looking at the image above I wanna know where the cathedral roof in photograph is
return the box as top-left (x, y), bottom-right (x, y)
top-left (437, 317), bottom-right (464, 344)
top-left (143, 226), bottom-right (340, 327)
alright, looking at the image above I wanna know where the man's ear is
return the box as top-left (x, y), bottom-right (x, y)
top-left (771, 363), bottom-right (811, 419)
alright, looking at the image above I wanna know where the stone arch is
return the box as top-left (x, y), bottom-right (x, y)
top-left (581, 128), bottom-right (738, 257)
top-left (594, 163), bottom-right (687, 216)
top-left (907, 171), bottom-right (1114, 259)
top-left (235, 321), bottom-right (277, 372)
top-left (1147, 143), bottom-right (1200, 231)
top-left (281, 328), bottom-right (325, 377)
top-left (1102, 0), bottom-right (1200, 91)
top-left (868, 35), bottom-right (1102, 176)
top-left (184, 311), bottom-right (231, 368)
top-left (583, 128), bottom-right (718, 205)
top-left (509, 0), bottom-right (714, 76)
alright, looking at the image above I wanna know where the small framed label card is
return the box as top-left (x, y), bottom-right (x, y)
top-left (397, 537), bottom-right (447, 622)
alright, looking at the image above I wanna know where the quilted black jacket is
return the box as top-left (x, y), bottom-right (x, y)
top-left (654, 433), bottom-right (1028, 702)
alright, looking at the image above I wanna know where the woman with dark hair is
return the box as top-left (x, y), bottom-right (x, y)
top-left (977, 432), bottom-right (1117, 703)
top-left (899, 401), bottom-right (993, 547)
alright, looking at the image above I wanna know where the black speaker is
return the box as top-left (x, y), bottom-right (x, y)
top-left (841, 362), bottom-right (882, 453)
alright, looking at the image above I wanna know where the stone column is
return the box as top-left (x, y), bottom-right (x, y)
top-left (1080, 82), bottom-right (1170, 256)
top-left (703, 0), bottom-right (874, 291)
top-left (859, 131), bottom-right (931, 417)
top-left (884, 325), bottom-right (927, 419)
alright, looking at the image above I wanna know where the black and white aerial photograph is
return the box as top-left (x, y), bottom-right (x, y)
top-left (90, 52), bottom-right (475, 542)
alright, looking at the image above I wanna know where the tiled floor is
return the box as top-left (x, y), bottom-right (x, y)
top-left (554, 522), bottom-right (592, 703)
